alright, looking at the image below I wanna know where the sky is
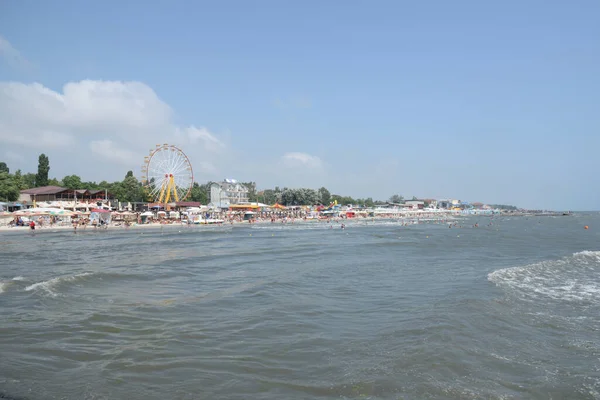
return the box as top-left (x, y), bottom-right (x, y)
top-left (0, 0), bottom-right (598, 210)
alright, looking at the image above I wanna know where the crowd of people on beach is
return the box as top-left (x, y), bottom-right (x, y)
top-left (1, 208), bottom-right (503, 233)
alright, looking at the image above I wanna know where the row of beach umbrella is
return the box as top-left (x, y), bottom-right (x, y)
top-left (11, 208), bottom-right (89, 217)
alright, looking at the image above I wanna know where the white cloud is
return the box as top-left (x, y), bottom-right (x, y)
top-left (0, 36), bottom-right (34, 71)
top-left (0, 79), bottom-right (227, 182)
top-left (182, 126), bottom-right (225, 152)
top-left (281, 152), bottom-right (323, 169)
top-left (0, 35), bottom-right (31, 70)
top-left (90, 140), bottom-right (141, 165)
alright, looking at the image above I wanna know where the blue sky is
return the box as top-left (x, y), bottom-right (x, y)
top-left (1, 0), bottom-right (599, 210)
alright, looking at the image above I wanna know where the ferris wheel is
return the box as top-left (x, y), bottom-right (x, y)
top-left (141, 144), bottom-right (194, 204)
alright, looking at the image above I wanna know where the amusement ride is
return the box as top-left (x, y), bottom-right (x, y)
top-left (141, 144), bottom-right (194, 205)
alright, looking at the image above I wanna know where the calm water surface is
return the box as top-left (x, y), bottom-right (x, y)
top-left (1, 214), bottom-right (600, 399)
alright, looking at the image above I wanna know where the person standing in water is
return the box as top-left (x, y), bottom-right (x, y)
top-left (29, 220), bottom-right (35, 231)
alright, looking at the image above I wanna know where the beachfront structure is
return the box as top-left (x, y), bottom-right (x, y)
top-left (0, 201), bottom-right (25, 212)
top-left (436, 199), bottom-right (461, 209)
top-left (471, 202), bottom-right (484, 210)
top-left (210, 179), bottom-right (249, 209)
top-left (19, 186), bottom-right (115, 205)
top-left (404, 200), bottom-right (425, 210)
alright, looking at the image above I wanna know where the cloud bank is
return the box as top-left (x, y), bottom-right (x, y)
top-left (0, 79), bottom-right (227, 181)
top-left (281, 152), bottom-right (323, 169)
top-left (0, 35), bottom-right (31, 70)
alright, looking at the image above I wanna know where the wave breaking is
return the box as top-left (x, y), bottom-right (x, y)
top-left (25, 272), bottom-right (95, 296)
top-left (488, 251), bottom-right (600, 303)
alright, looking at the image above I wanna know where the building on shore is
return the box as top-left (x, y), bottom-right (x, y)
top-left (19, 186), bottom-right (115, 206)
top-left (436, 199), bottom-right (461, 209)
top-left (210, 179), bottom-right (249, 209)
top-left (404, 200), bottom-right (425, 210)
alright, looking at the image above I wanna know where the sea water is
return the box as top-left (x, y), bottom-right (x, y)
top-left (1, 214), bottom-right (599, 399)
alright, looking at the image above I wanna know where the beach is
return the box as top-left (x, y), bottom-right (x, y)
top-left (0, 210), bottom-right (466, 233)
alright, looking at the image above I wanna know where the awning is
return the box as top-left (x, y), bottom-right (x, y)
top-left (229, 204), bottom-right (261, 209)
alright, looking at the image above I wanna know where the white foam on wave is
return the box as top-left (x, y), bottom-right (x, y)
top-left (0, 276), bottom-right (27, 294)
top-left (25, 272), bottom-right (94, 296)
top-left (488, 251), bottom-right (600, 303)
top-left (574, 250), bottom-right (600, 262)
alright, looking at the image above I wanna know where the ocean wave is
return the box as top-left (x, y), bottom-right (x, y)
top-left (488, 251), bottom-right (600, 303)
top-left (0, 276), bottom-right (27, 294)
top-left (25, 272), bottom-right (95, 296)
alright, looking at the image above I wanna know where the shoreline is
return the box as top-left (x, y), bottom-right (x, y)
top-left (0, 211), bottom-right (570, 235)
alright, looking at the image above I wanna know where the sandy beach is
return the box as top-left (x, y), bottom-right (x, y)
top-left (0, 212), bottom-right (466, 234)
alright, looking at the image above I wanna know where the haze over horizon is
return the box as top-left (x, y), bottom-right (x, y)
top-left (1, 1), bottom-right (598, 211)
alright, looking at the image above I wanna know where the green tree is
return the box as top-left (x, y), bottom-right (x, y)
top-left (120, 172), bottom-right (144, 202)
top-left (279, 188), bottom-right (295, 206)
top-left (355, 197), bottom-right (375, 207)
top-left (98, 181), bottom-right (110, 192)
top-left (48, 178), bottom-right (61, 186)
top-left (278, 188), bottom-right (320, 206)
top-left (22, 173), bottom-right (36, 188)
top-left (259, 189), bottom-right (277, 205)
top-left (0, 162), bottom-right (9, 173)
top-left (83, 181), bottom-right (101, 190)
top-left (36, 154), bottom-right (50, 187)
top-left (189, 182), bottom-right (209, 204)
top-left (0, 172), bottom-right (20, 201)
top-left (318, 187), bottom-right (331, 205)
top-left (13, 169), bottom-right (26, 190)
top-left (62, 175), bottom-right (83, 189)
top-left (303, 188), bottom-right (320, 205)
top-left (389, 194), bottom-right (404, 204)
top-left (110, 182), bottom-right (125, 202)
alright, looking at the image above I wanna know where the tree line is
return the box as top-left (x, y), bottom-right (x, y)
top-left (5, 154), bottom-right (507, 208)
top-left (0, 154), bottom-right (403, 206)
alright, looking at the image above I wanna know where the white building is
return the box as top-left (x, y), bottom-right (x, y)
top-left (210, 179), bottom-right (249, 209)
top-left (404, 200), bottom-right (425, 209)
top-left (436, 199), bottom-right (461, 209)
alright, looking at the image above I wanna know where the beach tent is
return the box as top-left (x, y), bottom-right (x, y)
top-left (243, 211), bottom-right (256, 221)
top-left (90, 208), bottom-right (111, 225)
top-left (271, 203), bottom-right (287, 209)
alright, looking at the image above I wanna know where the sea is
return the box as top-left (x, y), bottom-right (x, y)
top-left (1, 213), bottom-right (599, 400)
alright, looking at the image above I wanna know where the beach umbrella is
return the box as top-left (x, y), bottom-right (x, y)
top-left (13, 209), bottom-right (35, 216)
top-left (46, 209), bottom-right (71, 216)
